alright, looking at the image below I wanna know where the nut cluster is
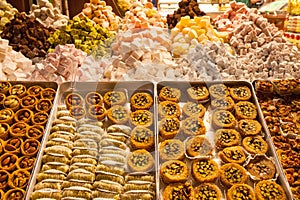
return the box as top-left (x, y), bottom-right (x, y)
top-left (195, 160), bottom-right (215, 177)
top-left (224, 167), bottom-right (244, 184)
top-left (186, 103), bottom-right (203, 114)
top-left (163, 142), bottom-right (181, 157)
top-left (189, 86), bottom-right (207, 97)
top-left (169, 183), bottom-right (193, 199)
top-left (223, 149), bottom-right (243, 161)
top-left (133, 129), bottom-right (151, 143)
top-left (164, 162), bottom-right (185, 175)
top-left (231, 185), bottom-right (251, 199)
top-left (218, 131), bottom-right (236, 144)
top-left (131, 154), bottom-right (150, 167)
top-left (162, 118), bottom-right (180, 132)
top-left (258, 182), bottom-right (283, 198)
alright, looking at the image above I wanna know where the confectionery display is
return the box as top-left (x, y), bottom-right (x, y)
top-left (0, 0), bottom-right (17, 33)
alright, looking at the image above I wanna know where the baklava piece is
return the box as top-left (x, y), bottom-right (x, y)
top-left (212, 110), bottom-right (236, 129)
top-left (128, 149), bottom-right (154, 172)
top-left (65, 92), bottom-right (83, 108)
top-left (36, 99), bottom-right (53, 113)
top-left (220, 163), bottom-right (248, 187)
top-left (186, 136), bottom-right (213, 158)
top-left (209, 84), bottom-right (229, 99)
top-left (194, 183), bottom-right (222, 200)
top-left (21, 139), bottom-right (41, 157)
top-left (187, 85), bottom-right (209, 101)
top-left (27, 85), bottom-right (43, 97)
top-left (235, 101), bottom-right (257, 120)
top-left (0, 108), bottom-right (14, 125)
top-left (0, 93), bottom-right (5, 107)
top-left (211, 97), bottom-right (235, 111)
top-left (182, 116), bottom-right (206, 136)
top-left (238, 119), bottom-right (262, 136)
top-left (32, 111), bottom-right (49, 125)
top-left (130, 92), bottom-right (153, 110)
top-left (158, 100), bottom-right (181, 118)
top-left (255, 80), bottom-right (274, 93)
top-left (0, 123), bottom-right (9, 140)
top-left (227, 184), bottom-right (255, 200)
top-left (9, 122), bottom-right (27, 138)
top-left (192, 158), bottom-right (219, 183)
top-left (159, 118), bottom-right (180, 139)
top-left (14, 108), bottom-right (33, 123)
top-left (130, 127), bottom-right (154, 150)
top-left (8, 169), bottom-right (30, 189)
top-left (163, 182), bottom-right (194, 200)
top-left (0, 153), bottom-right (18, 172)
top-left (107, 105), bottom-right (129, 124)
top-left (0, 81), bottom-right (11, 94)
top-left (4, 137), bottom-right (23, 155)
top-left (242, 136), bottom-right (268, 155)
top-left (17, 156), bottom-right (36, 171)
top-left (159, 139), bottom-right (185, 161)
top-left (88, 104), bottom-right (107, 121)
top-left (215, 129), bottom-right (241, 149)
top-left (103, 90), bottom-right (126, 107)
top-left (219, 146), bottom-right (247, 164)
top-left (160, 160), bottom-right (189, 183)
top-left (4, 189), bottom-right (25, 200)
top-left (182, 102), bottom-right (206, 118)
top-left (0, 170), bottom-right (9, 189)
top-left (9, 84), bottom-right (27, 98)
top-left (229, 86), bottom-right (252, 101)
top-left (272, 79), bottom-right (293, 95)
top-left (3, 95), bottom-right (20, 111)
top-left (41, 88), bottom-right (56, 100)
top-left (159, 86), bottom-right (181, 102)
top-left (85, 91), bottom-right (103, 106)
top-left (21, 95), bottom-right (38, 110)
top-left (246, 156), bottom-right (276, 180)
top-left (255, 180), bottom-right (286, 200)
top-left (130, 110), bottom-right (153, 127)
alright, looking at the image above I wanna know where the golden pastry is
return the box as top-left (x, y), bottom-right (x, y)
top-left (238, 119), bottom-right (262, 136)
top-left (227, 184), bottom-right (255, 200)
top-left (127, 149), bottom-right (154, 172)
top-left (21, 138), bottom-right (41, 157)
top-left (246, 156), bottom-right (276, 180)
top-left (219, 146), bottom-right (246, 164)
top-left (41, 88), bottom-right (56, 100)
top-left (0, 108), bottom-right (14, 125)
top-left (27, 85), bottom-right (43, 97)
top-left (21, 95), bottom-right (38, 110)
top-left (212, 110), bottom-right (236, 129)
top-left (0, 123), bottom-right (9, 140)
top-left (14, 108), bottom-right (33, 123)
top-left (194, 183), bottom-right (222, 200)
top-left (182, 116), bottom-right (206, 136)
top-left (255, 80), bottom-right (274, 93)
top-left (8, 169), bottom-right (30, 189)
top-left (130, 110), bottom-right (153, 127)
top-left (242, 136), bottom-right (268, 154)
top-left (0, 81), bottom-right (11, 95)
top-left (163, 182), bottom-right (194, 200)
top-left (4, 138), bottom-right (23, 155)
top-left (4, 189), bottom-right (25, 199)
top-left (107, 105), bottom-right (129, 124)
top-left (158, 101), bottom-right (181, 118)
top-left (192, 158), bottom-right (219, 183)
top-left (159, 139), bottom-right (185, 161)
top-left (32, 111), bottom-right (49, 125)
top-left (255, 180), bottom-right (286, 200)
top-left (209, 84), bottom-right (229, 99)
top-left (235, 101), bottom-right (257, 120)
top-left (229, 86), bottom-right (252, 101)
top-left (65, 92), bottom-right (84, 108)
top-left (87, 104), bottom-right (107, 121)
top-left (182, 101), bottom-right (205, 118)
top-left (160, 160), bottom-right (189, 183)
top-left (159, 86), bottom-right (181, 102)
top-left (3, 95), bottom-right (20, 112)
top-left (36, 99), bottom-right (53, 113)
top-left (0, 170), bottom-right (9, 189)
top-left (9, 84), bottom-right (26, 98)
top-left (103, 90), bottom-right (126, 107)
top-left (0, 153), bottom-right (18, 172)
top-left (187, 85), bottom-right (209, 101)
top-left (215, 129), bottom-right (241, 149)
top-left (26, 125), bottom-right (44, 140)
top-left (220, 163), bottom-right (248, 187)
top-left (16, 156), bottom-right (36, 171)
top-left (0, 93), bottom-right (5, 108)
top-left (186, 136), bottom-right (213, 157)
top-left (159, 117), bottom-right (180, 139)
top-left (85, 91), bottom-right (103, 106)
top-left (130, 92), bottom-right (153, 111)
top-left (130, 126), bottom-right (154, 151)
top-left (9, 122), bottom-right (28, 138)
top-left (211, 97), bottom-right (235, 110)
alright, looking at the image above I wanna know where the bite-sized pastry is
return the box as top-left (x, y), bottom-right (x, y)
top-left (0, 108), bottom-right (14, 125)
top-left (160, 160), bottom-right (189, 183)
top-left (52, 118), bottom-right (76, 128)
top-left (4, 137), bottom-right (23, 155)
top-left (227, 184), bottom-right (255, 200)
top-left (242, 136), bottom-right (268, 155)
top-left (65, 92), bottom-right (84, 108)
top-left (220, 163), bottom-right (248, 187)
top-left (128, 149), bottom-right (154, 172)
top-left (123, 182), bottom-right (155, 193)
top-left (9, 122), bottom-right (28, 138)
top-left (209, 84), bottom-right (229, 99)
top-left (78, 124), bottom-right (104, 135)
top-left (85, 91), bottom-right (103, 106)
top-left (255, 80), bottom-right (274, 93)
top-left (67, 169), bottom-right (95, 182)
top-left (238, 119), bottom-right (262, 136)
top-left (0, 81), bottom-right (11, 94)
top-left (36, 99), bottom-right (53, 113)
top-left (0, 170), bottom-right (9, 189)
top-left (107, 124), bottom-right (132, 135)
top-left (0, 93), bottom-right (5, 107)
top-left (215, 129), bottom-right (241, 149)
top-left (3, 95), bottom-right (20, 111)
top-left (69, 106), bottom-right (86, 120)
top-left (46, 138), bottom-right (73, 149)
top-left (0, 139), bottom-right (2, 154)
top-left (130, 92), bottom-right (153, 111)
top-left (192, 158), bottom-right (219, 183)
top-left (187, 85), bottom-right (209, 101)
top-left (255, 180), bottom-right (286, 200)
top-left (31, 189), bottom-right (61, 199)
top-left (44, 145), bottom-right (72, 159)
top-left (95, 171), bottom-right (124, 185)
top-left (125, 173), bottom-right (155, 183)
top-left (182, 116), bottom-right (206, 136)
top-left (0, 153), bottom-right (18, 172)
top-left (21, 95), bottom-right (38, 110)
top-left (219, 146), bottom-right (247, 164)
top-left (26, 125), bottom-right (44, 140)
top-left (102, 132), bottom-right (128, 143)
top-left (130, 110), bottom-right (153, 127)
top-left (87, 104), bottom-right (107, 121)
top-left (56, 109), bottom-right (71, 119)
top-left (34, 180), bottom-right (62, 190)
top-left (194, 183), bottom-right (222, 200)
top-left (186, 136), bottom-right (213, 158)
top-left (21, 138), bottom-right (41, 156)
top-left (120, 193), bottom-right (154, 199)
top-left (103, 90), bottom-right (127, 107)
top-left (229, 86), bottom-right (252, 101)
top-left (71, 155), bottom-right (97, 165)
top-left (14, 108), bottom-right (33, 123)
top-left (41, 162), bottom-right (69, 173)
top-left (8, 169), bottom-right (30, 189)
top-left (159, 139), bottom-right (184, 161)
top-left (182, 102), bottom-right (206, 118)
top-left (98, 152), bottom-right (126, 166)
top-left (62, 186), bottom-right (92, 199)
top-left (235, 101), bottom-right (257, 120)
top-left (212, 110), bottom-right (236, 129)
top-left (9, 84), bottom-right (27, 98)
top-left (42, 153), bottom-right (70, 165)
top-left (41, 88), bottom-right (56, 100)
top-left (107, 105), bottom-right (130, 124)
top-left (96, 164), bottom-right (125, 177)
top-left (211, 97), bottom-right (235, 110)
top-left (50, 123), bottom-right (76, 134)
top-left (70, 162), bottom-right (96, 173)
top-left (4, 189), bottom-right (25, 200)
top-left (158, 101), bottom-right (181, 118)
top-left (73, 138), bottom-right (98, 149)
top-left (62, 180), bottom-right (93, 190)
top-left (72, 147), bottom-right (98, 158)
top-left (130, 127), bottom-right (154, 150)
top-left (36, 169), bottom-right (67, 182)
top-left (272, 80), bottom-right (293, 95)
top-left (163, 182), bottom-right (194, 200)
top-left (159, 117), bottom-right (180, 139)
top-left (27, 85), bottom-right (43, 97)
top-left (0, 123), bottom-right (9, 140)
top-left (93, 180), bottom-right (123, 194)
top-left (100, 138), bottom-right (127, 150)
top-left (32, 111), bottom-right (49, 125)
top-left (92, 190), bottom-right (119, 199)
top-left (159, 86), bottom-right (181, 102)
top-left (246, 156), bottom-right (276, 180)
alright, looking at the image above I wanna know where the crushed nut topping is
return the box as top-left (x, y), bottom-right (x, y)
top-left (163, 161), bottom-right (185, 175)
top-left (217, 130), bottom-right (237, 144)
top-left (224, 166), bottom-right (244, 184)
top-left (232, 87), bottom-right (250, 98)
top-left (236, 102), bottom-right (257, 118)
top-left (244, 137), bottom-right (266, 152)
top-left (258, 181), bottom-right (284, 199)
top-left (131, 110), bottom-right (152, 125)
top-left (169, 183), bottom-right (193, 200)
top-left (133, 128), bottom-right (152, 143)
top-left (130, 153), bottom-right (150, 167)
top-left (163, 142), bottom-right (181, 156)
top-left (133, 93), bottom-right (152, 107)
top-left (216, 111), bottom-right (234, 124)
top-left (223, 148), bottom-right (243, 161)
top-left (162, 118), bottom-right (180, 132)
top-left (111, 106), bottom-right (127, 120)
top-left (106, 91), bottom-right (123, 103)
top-left (90, 105), bottom-right (105, 115)
top-left (210, 84), bottom-right (228, 97)
top-left (66, 93), bottom-right (82, 106)
top-left (230, 185), bottom-right (252, 199)
top-left (161, 87), bottom-right (179, 99)
top-left (186, 102), bottom-right (203, 114)
top-left (189, 86), bottom-right (208, 97)
top-left (195, 160), bottom-right (216, 177)
top-left (160, 102), bottom-right (179, 116)
top-left (195, 185), bottom-right (219, 199)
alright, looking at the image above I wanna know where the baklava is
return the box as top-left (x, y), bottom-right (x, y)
top-left (0, 170), bottom-right (9, 189)
top-left (85, 91), bottom-right (103, 106)
top-left (182, 102), bottom-right (206, 118)
top-left (14, 108), bottom-right (33, 123)
top-left (255, 180), bottom-right (286, 200)
top-left (186, 136), bottom-right (213, 158)
top-left (8, 169), bottom-right (30, 189)
top-left (32, 111), bottom-right (49, 125)
top-left (158, 101), bottom-right (181, 118)
top-left (212, 110), bottom-right (236, 129)
top-left (9, 122), bottom-right (27, 138)
top-left (130, 126), bottom-right (154, 150)
top-left (130, 92), bottom-right (153, 110)
top-left (36, 99), bottom-right (53, 113)
top-left (235, 101), bottom-right (257, 120)
top-left (209, 84), bottom-right (229, 99)
top-left (65, 92), bottom-right (83, 108)
top-left (4, 189), bottom-right (25, 200)
top-left (0, 108), bottom-right (14, 125)
top-left (229, 86), bottom-right (252, 101)
top-left (219, 146), bottom-right (247, 164)
top-left (107, 105), bottom-right (130, 124)
top-left (160, 160), bottom-right (189, 183)
top-left (215, 129), bottom-right (241, 149)
top-left (21, 138), bottom-right (41, 157)
top-left (87, 104), bottom-right (107, 121)
top-left (192, 158), bottom-right (219, 183)
top-left (130, 110), bottom-right (153, 127)
top-left (187, 85), bottom-right (209, 101)
top-left (9, 84), bottom-right (27, 98)
top-left (127, 149), bottom-right (154, 172)
top-left (220, 163), bottom-right (248, 187)
top-left (0, 123), bottom-right (9, 140)
top-left (242, 136), bottom-right (268, 154)
top-left (103, 90), bottom-right (126, 107)
top-left (21, 95), bottom-right (38, 110)
top-left (0, 81), bottom-right (11, 94)
top-left (238, 119), bottom-right (262, 136)
top-left (194, 183), bottom-right (222, 200)
top-left (0, 153), bottom-right (18, 172)
top-left (159, 117), bottom-right (180, 139)
top-left (3, 95), bottom-right (20, 111)
top-left (159, 139), bottom-right (185, 161)
top-left (41, 88), bottom-right (56, 100)
top-left (255, 80), bottom-right (274, 93)
top-left (163, 182), bottom-right (194, 200)
top-left (227, 184), bottom-right (255, 200)
top-left (159, 86), bottom-right (181, 102)
top-left (182, 116), bottom-right (206, 136)
top-left (4, 138), bottom-right (23, 155)
top-left (27, 85), bottom-right (43, 97)
top-left (246, 156), bottom-right (276, 180)
top-left (211, 97), bottom-right (235, 110)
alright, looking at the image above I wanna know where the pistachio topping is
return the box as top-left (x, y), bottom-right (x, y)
top-left (132, 93), bottom-right (152, 107)
top-left (162, 118), bottom-right (180, 132)
top-left (130, 153), bottom-right (150, 167)
top-left (160, 101), bottom-right (179, 116)
top-left (216, 111), bottom-right (234, 124)
top-left (232, 87), bottom-right (250, 98)
top-left (189, 86), bottom-right (208, 97)
top-left (163, 161), bottom-right (185, 175)
top-left (106, 91), bottom-right (123, 103)
top-left (161, 87), bottom-right (179, 99)
top-left (163, 142), bottom-right (181, 157)
top-left (131, 110), bottom-right (152, 125)
top-left (133, 128), bottom-right (152, 143)
top-left (10, 84), bottom-right (25, 96)
top-left (244, 137), bottom-right (266, 152)
top-left (258, 181), bottom-right (285, 199)
top-left (168, 183), bottom-right (193, 200)
top-left (0, 82), bottom-right (10, 91)
top-left (230, 185), bottom-right (253, 199)
top-left (210, 84), bottom-right (228, 97)
top-left (217, 130), bottom-right (237, 144)
top-left (186, 102), bottom-right (203, 114)
top-left (240, 121), bottom-right (257, 132)
top-left (224, 166), bottom-right (245, 184)
top-left (195, 184), bottom-right (220, 199)
top-left (0, 109), bottom-right (13, 120)
top-left (111, 106), bottom-right (127, 120)
top-left (235, 102), bottom-right (257, 118)
top-left (223, 148), bottom-right (244, 161)
top-left (195, 160), bottom-right (216, 177)
top-left (67, 93), bottom-right (82, 106)
top-left (183, 117), bottom-right (206, 135)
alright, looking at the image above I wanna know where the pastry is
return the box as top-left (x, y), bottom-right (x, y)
top-left (255, 80), bottom-right (274, 93)
top-left (4, 138), bottom-right (23, 155)
top-left (215, 129), bottom-right (241, 149)
top-left (192, 158), bottom-right (219, 183)
top-left (0, 123), bottom-right (9, 140)
top-left (21, 95), bottom-right (38, 110)
top-left (235, 101), bottom-right (257, 120)
top-left (130, 110), bottom-right (153, 127)
top-left (272, 80), bottom-right (293, 95)
top-left (246, 156), bottom-right (276, 180)
top-left (158, 101), bottom-right (181, 118)
top-left (159, 86), bottom-right (181, 102)
top-left (182, 102), bottom-right (206, 118)
top-left (107, 105), bottom-right (129, 124)
top-left (194, 183), bottom-right (222, 200)
top-left (41, 88), bottom-right (56, 100)
top-left (255, 180), bottom-right (286, 200)
top-left (67, 169), bottom-right (95, 182)
top-left (219, 146), bottom-right (247, 164)
top-left (14, 108), bottom-right (33, 123)
top-left (0, 190), bottom-right (3, 199)
top-left (0, 81), bottom-right (11, 94)
top-left (69, 106), bottom-right (86, 120)
top-left (17, 156), bottom-right (36, 171)
top-left (36, 99), bottom-right (53, 113)
top-left (8, 169), bottom-right (30, 189)
top-left (87, 104), bottom-right (107, 121)
top-left (182, 116), bottom-right (206, 136)
top-left (209, 84), bottom-right (229, 99)
top-left (159, 139), bottom-right (185, 161)
top-left (127, 149), bottom-right (154, 172)
top-left (0, 153), bottom-right (18, 172)
top-left (36, 169), bottom-right (67, 182)
top-left (159, 117), bottom-right (180, 139)
top-left (27, 85), bottom-right (43, 97)
top-left (227, 184), bottom-right (255, 200)
top-left (161, 160), bottom-right (188, 183)
top-left (65, 92), bottom-right (84, 109)
top-left (220, 163), bottom-right (248, 187)
top-left (32, 111), bottom-right (49, 125)
top-left (4, 189), bottom-right (25, 200)
top-left (238, 119), bottom-right (262, 136)
top-left (21, 139), bottom-right (41, 156)
top-left (31, 189), bottom-right (61, 199)
top-left (130, 92), bottom-right (153, 110)
top-left (163, 182), bottom-right (194, 200)
top-left (0, 93), bottom-right (5, 108)
top-left (187, 85), bottom-right (209, 101)
top-left (103, 90), bottom-right (126, 107)
top-left (62, 186), bottom-right (92, 199)
top-left (0, 108), bottom-right (14, 125)
top-left (85, 91), bottom-right (103, 106)
top-left (9, 84), bottom-right (26, 98)
top-left (229, 86), bottom-right (252, 101)
top-left (211, 97), bottom-right (235, 110)
top-left (186, 136), bottom-right (213, 157)
top-left (242, 136), bottom-right (268, 154)
top-left (0, 170), bottom-right (9, 189)
top-left (212, 110), bottom-right (236, 129)
top-left (9, 122), bottom-right (27, 138)
top-left (130, 126), bottom-right (154, 150)
top-left (26, 125), bottom-right (45, 140)
top-left (3, 95), bottom-right (20, 111)
top-left (34, 181), bottom-right (63, 190)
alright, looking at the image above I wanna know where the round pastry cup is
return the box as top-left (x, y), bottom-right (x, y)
top-left (158, 101), bottom-right (181, 118)
top-left (20, 95), bottom-right (38, 110)
top-left (32, 111), bottom-right (49, 125)
top-left (211, 97), bottom-right (235, 111)
top-left (163, 182), bottom-right (194, 200)
top-left (185, 135), bottom-right (213, 158)
top-left (65, 93), bottom-right (84, 109)
top-left (234, 101), bottom-right (257, 120)
top-left (0, 93), bottom-right (6, 108)
top-left (3, 95), bottom-right (20, 112)
top-left (159, 86), bottom-right (181, 102)
top-left (16, 156), bottom-right (36, 171)
top-left (68, 106), bottom-right (86, 120)
top-left (130, 110), bottom-right (153, 127)
top-left (107, 105), bottom-right (129, 124)
top-left (187, 85), bottom-right (210, 102)
top-left (103, 90), bottom-right (127, 107)
top-left (0, 153), bottom-right (18, 172)
top-left (8, 169), bottom-right (30, 189)
top-left (159, 139), bottom-right (185, 161)
top-left (4, 138), bottom-right (23, 155)
top-left (238, 119), bottom-right (262, 136)
top-left (87, 105), bottom-right (107, 121)
top-left (130, 92), bottom-right (153, 111)
top-left (218, 146), bottom-right (247, 165)
top-left (0, 81), bottom-right (11, 95)
top-left (35, 99), bottom-right (53, 113)
top-left (0, 108), bottom-right (14, 125)
top-left (21, 138), bottom-right (41, 157)
top-left (127, 149), bottom-right (154, 172)
top-left (229, 86), bottom-right (252, 101)
top-left (242, 136), bottom-right (268, 155)
top-left (0, 170), bottom-right (9, 190)
top-left (194, 183), bottom-right (222, 200)
top-left (181, 116), bottom-right (206, 136)
top-left (182, 102), bottom-right (206, 118)
top-left (209, 84), bottom-right (229, 99)
top-left (9, 122), bottom-right (28, 138)
top-left (192, 158), bottom-right (219, 183)
top-left (254, 80), bottom-right (274, 93)
top-left (41, 88), bottom-right (56, 100)
top-left (130, 126), bottom-right (154, 151)
top-left (4, 189), bottom-right (25, 200)
top-left (160, 160), bottom-right (189, 183)
top-left (0, 189), bottom-right (3, 199)
top-left (220, 163), bottom-right (248, 188)
top-left (0, 123), bottom-right (10, 140)
top-left (14, 108), bottom-right (33, 123)
top-left (227, 184), bottom-right (255, 200)
top-left (255, 180), bottom-right (287, 200)
top-left (159, 117), bottom-right (180, 139)
top-left (27, 85), bottom-right (43, 97)
top-left (26, 125), bottom-right (44, 140)
top-left (85, 91), bottom-right (103, 107)
top-left (215, 129), bottom-right (241, 150)
top-left (9, 84), bottom-right (27, 98)
top-left (212, 110), bottom-right (236, 129)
